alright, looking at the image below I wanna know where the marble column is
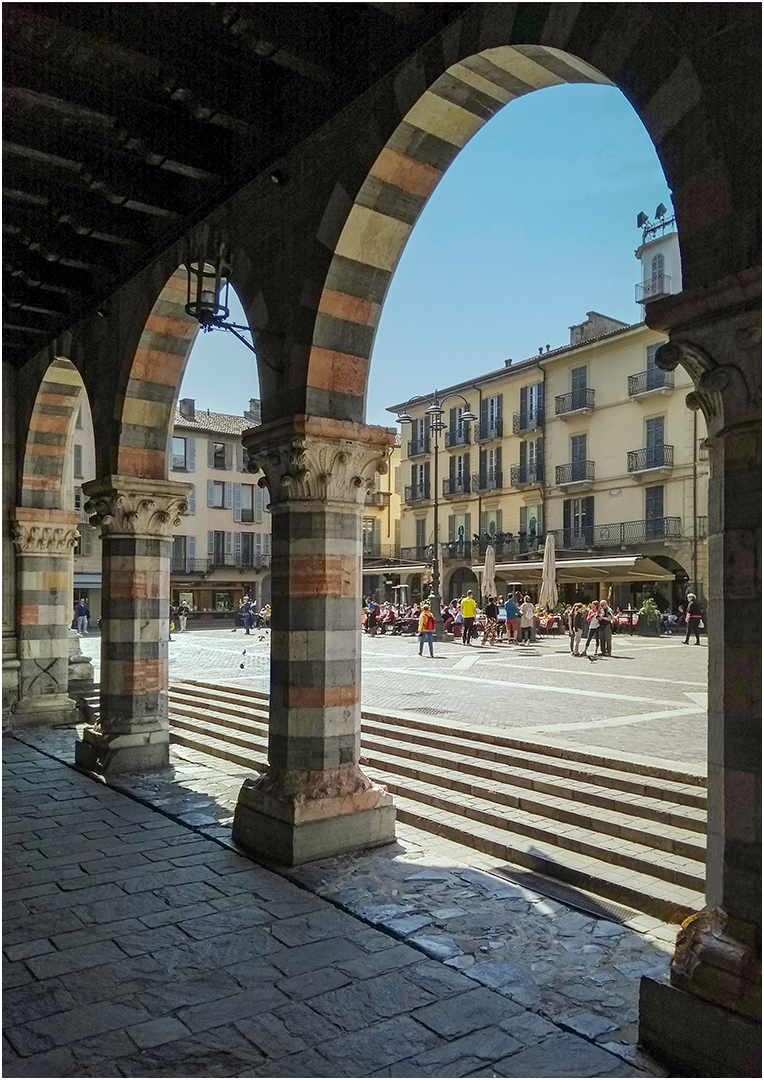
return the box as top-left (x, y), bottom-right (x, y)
top-left (11, 508), bottom-right (80, 727)
top-left (75, 475), bottom-right (191, 774)
top-left (233, 416), bottom-right (397, 865)
top-left (639, 279), bottom-right (761, 1076)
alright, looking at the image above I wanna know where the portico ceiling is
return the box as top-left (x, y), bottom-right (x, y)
top-left (2, 2), bottom-right (469, 369)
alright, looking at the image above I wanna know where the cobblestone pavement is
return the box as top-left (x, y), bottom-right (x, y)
top-left (3, 739), bottom-right (670, 1078)
top-left (79, 627), bottom-right (708, 767)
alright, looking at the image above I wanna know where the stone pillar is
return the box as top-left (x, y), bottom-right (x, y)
top-left (11, 508), bottom-right (80, 727)
top-left (75, 476), bottom-right (191, 775)
top-left (639, 279), bottom-right (761, 1077)
top-left (233, 416), bottom-right (397, 865)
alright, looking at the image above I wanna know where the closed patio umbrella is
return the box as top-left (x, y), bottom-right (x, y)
top-left (482, 544), bottom-right (496, 599)
top-left (539, 533), bottom-right (558, 609)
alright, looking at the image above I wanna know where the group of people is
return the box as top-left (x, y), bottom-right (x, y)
top-left (237, 597), bottom-right (271, 635)
top-left (565, 600), bottom-right (615, 659)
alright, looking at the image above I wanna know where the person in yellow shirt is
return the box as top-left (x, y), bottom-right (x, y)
top-left (459, 591), bottom-right (477, 645)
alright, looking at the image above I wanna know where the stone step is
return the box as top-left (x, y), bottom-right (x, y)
top-left (358, 744), bottom-right (706, 861)
top-left (176, 681), bottom-right (707, 809)
top-left (387, 790), bottom-right (705, 925)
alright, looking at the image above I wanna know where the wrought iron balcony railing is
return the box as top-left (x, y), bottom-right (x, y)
top-left (477, 418), bottom-right (503, 441)
top-left (407, 436), bottom-right (429, 457)
top-left (627, 369), bottom-right (674, 396)
top-left (555, 389), bottom-right (595, 416)
top-left (363, 543), bottom-right (398, 560)
top-left (550, 517), bottom-right (682, 550)
top-left (469, 533), bottom-right (538, 559)
top-left (510, 462), bottom-right (544, 488)
top-left (170, 557), bottom-right (209, 575)
top-left (364, 490), bottom-right (391, 507)
top-left (555, 461), bottom-right (594, 485)
top-left (512, 409), bottom-right (544, 434)
top-left (473, 469), bottom-right (502, 492)
top-left (445, 425), bottom-right (470, 448)
top-left (405, 482), bottom-right (430, 503)
top-left (171, 554), bottom-right (272, 575)
top-left (443, 475), bottom-right (470, 497)
top-left (636, 275), bottom-right (672, 304)
top-left (627, 445), bottom-right (674, 472)
top-left (399, 545), bottom-right (434, 563)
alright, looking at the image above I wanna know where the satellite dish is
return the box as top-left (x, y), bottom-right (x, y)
top-left (655, 203), bottom-right (668, 219)
top-left (637, 211), bottom-right (649, 229)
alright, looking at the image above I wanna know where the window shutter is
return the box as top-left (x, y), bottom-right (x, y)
top-left (236, 444), bottom-right (244, 471)
top-left (82, 529), bottom-right (93, 556)
top-left (207, 440), bottom-right (214, 467)
top-left (495, 394), bottom-right (502, 418)
top-left (233, 483), bottom-right (242, 522)
top-left (480, 399), bottom-right (488, 426)
top-left (255, 484), bottom-right (263, 523)
top-left (188, 536), bottom-right (196, 560)
top-left (207, 480), bottom-right (214, 507)
top-left (584, 496), bottom-right (595, 526)
top-left (448, 515), bottom-right (455, 541)
top-left (187, 438), bottom-right (195, 472)
top-left (263, 489), bottom-right (270, 512)
top-left (520, 386), bottom-right (527, 412)
top-left (264, 534), bottom-right (271, 555)
top-left (496, 509), bottom-right (502, 533)
top-left (188, 486), bottom-right (196, 515)
top-left (495, 446), bottom-right (502, 471)
top-left (225, 531), bottom-right (232, 555)
top-left (519, 442), bottom-right (527, 466)
top-left (563, 500), bottom-right (571, 532)
top-left (225, 482), bottom-right (233, 510)
top-left (480, 511), bottom-right (487, 536)
top-left (256, 532), bottom-right (262, 555)
top-left (208, 531), bottom-right (214, 555)
top-left (538, 382), bottom-right (545, 408)
top-left (225, 443), bottom-right (234, 470)
top-left (234, 531), bottom-right (242, 558)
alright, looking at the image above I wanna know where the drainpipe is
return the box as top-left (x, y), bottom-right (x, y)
top-left (692, 409), bottom-right (698, 601)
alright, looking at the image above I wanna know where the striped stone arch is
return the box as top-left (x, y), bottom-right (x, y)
top-left (305, 46), bottom-right (612, 422)
top-left (20, 356), bottom-right (86, 510)
top-left (115, 269), bottom-right (198, 480)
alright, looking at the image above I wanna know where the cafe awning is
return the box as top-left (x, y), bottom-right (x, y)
top-left (474, 555), bottom-right (675, 585)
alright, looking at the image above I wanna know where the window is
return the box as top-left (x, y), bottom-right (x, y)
top-left (520, 504), bottom-right (543, 540)
top-left (172, 436), bottom-right (188, 470)
top-left (73, 443), bottom-right (83, 478)
top-left (646, 344), bottom-right (663, 390)
top-left (570, 433), bottom-right (587, 481)
top-left (563, 497), bottom-right (593, 547)
top-left (415, 518), bottom-right (427, 553)
top-left (241, 484), bottom-right (254, 523)
top-left (241, 532), bottom-right (255, 564)
top-left (479, 395), bottom-right (502, 440)
top-left (651, 252), bottom-right (665, 289)
top-left (480, 508), bottom-right (501, 538)
top-left (570, 366), bottom-right (588, 411)
top-left (213, 442), bottom-right (226, 469)
top-left (172, 535), bottom-right (187, 571)
top-left (645, 416), bottom-right (665, 468)
top-left (74, 527), bottom-right (93, 557)
top-left (209, 481), bottom-right (225, 508)
top-left (645, 485), bottom-right (664, 538)
top-left (448, 512), bottom-right (470, 557)
top-left (75, 406), bottom-right (83, 430)
top-left (363, 517), bottom-right (380, 556)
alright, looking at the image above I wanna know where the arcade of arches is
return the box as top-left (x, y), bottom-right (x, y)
top-left (3, 5), bottom-right (760, 1075)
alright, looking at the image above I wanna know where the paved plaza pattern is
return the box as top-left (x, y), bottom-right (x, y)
top-left (79, 626), bottom-right (708, 767)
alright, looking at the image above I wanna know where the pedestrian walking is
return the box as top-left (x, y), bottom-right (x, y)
top-left (519, 595), bottom-right (535, 645)
top-left (598, 600), bottom-right (614, 656)
top-left (482, 597), bottom-right (498, 645)
top-left (683, 593), bottom-right (703, 644)
top-left (571, 603), bottom-right (587, 655)
top-left (177, 600), bottom-right (190, 633)
top-left (459, 591), bottom-right (477, 645)
top-left (240, 596), bottom-right (254, 635)
top-left (504, 594), bottom-right (519, 644)
top-left (495, 596), bottom-right (507, 642)
top-left (582, 600), bottom-right (600, 659)
top-left (74, 597), bottom-right (90, 636)
top-left (418, 602), bottom-right (435, 657)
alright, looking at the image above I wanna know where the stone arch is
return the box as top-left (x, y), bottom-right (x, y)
top-left (19, 356), bottom-right (88, 511)
top-left (115, 268), bottom-right (199, 480)
top-left (305, 45), bottom-right (612, 423)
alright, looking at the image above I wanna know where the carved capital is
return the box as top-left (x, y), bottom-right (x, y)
top-left (656, 334), bottom-right (759, 431)
top-left (13, 508), bottom-right (79, 556)
top-left (82, 475), bottom-right (192, 539)
top-left (243, 416), bottom-right (395, 508)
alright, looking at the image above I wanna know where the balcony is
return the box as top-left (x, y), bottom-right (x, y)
top-left (512, 408), bottom-right (544, 435)
top-left (445, 425), bottom-right (470, 448)
top-left (555, 388), bottom-right (594, 417)
top-left (400, 544), bottom-right (434, 563)
top-left (363, 543), bottom-right (397, 560)
top-left (627, 369), bottom-right (674, 397)
top-left (477, 418), bottom-right (502, 442)
top-left (443, 475), bottom-right (470, 497)
top-left (510, 462), bottom-right (544, 488)
top-left (405, 482), bottom-right (430, 503)
top-left (407, 436), bottom-right (429, 457)
top-left (627, 445), bottom-right (674, 474)
top-left (364, 490), bottom-right (391, 507)
top-left (468, 533), bottom-right (538, 559)
top-left (171, 555), bottom-right (272, 575)
top-left (551, 517), bottom-right (682, 551)
top-left (473, 469), bottom-right (502, 492)
top-left (636, 274), bottom-right (672, 304)
top-left (556, 461), bottom-right (594, 487)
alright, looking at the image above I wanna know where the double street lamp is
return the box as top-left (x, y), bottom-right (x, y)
top-left (397, 392), bottom-right (477, 639)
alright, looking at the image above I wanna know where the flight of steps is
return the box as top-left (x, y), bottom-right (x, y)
top-left (165, 680), bottom-right (707, 924)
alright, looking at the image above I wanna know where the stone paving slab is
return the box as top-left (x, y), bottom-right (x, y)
top-left (2, 738), bottom-right (669, 1078)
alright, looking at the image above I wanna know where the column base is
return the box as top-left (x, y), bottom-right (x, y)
top-left (75, 724), bottom-right (169, 774)
top-left (639, 977), bottom-right (762, 1077)
top-left (232, 764), bottom-right (396, 866)
top-left (12, 693), bottom-right (79, 729)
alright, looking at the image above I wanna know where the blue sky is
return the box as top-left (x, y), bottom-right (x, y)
top-left (181, 83), bottom-right (673, 427)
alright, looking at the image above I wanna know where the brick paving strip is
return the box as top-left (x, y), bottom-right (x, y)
top-left (3, 737), bottom-right (669, 1077)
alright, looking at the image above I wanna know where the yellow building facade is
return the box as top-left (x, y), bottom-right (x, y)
top-left (390, 314), bottom-right (708, 611)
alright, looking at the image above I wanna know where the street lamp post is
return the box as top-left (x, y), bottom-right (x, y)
top-left (398, 392), bottom-right (477, 642)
